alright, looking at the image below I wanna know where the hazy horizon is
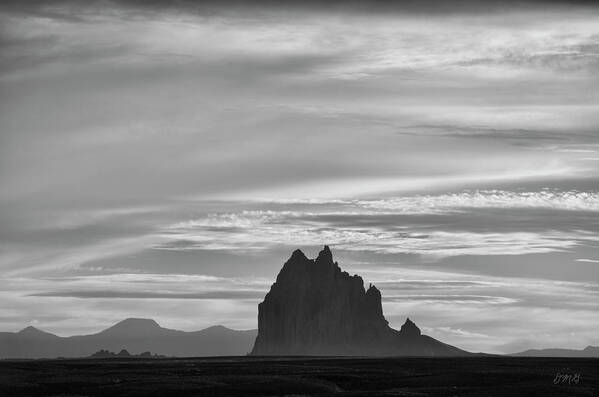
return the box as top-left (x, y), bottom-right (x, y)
top-left (1, 0), bottom-right (599, 355)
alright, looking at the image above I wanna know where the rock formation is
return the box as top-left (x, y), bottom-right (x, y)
top-left (89, 349), bottom-right (165, 358)
top-left (251, 246), bottom-right (468, 356)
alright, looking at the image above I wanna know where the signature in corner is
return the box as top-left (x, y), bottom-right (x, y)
top-left (553, 371), bottom-right (581, 385)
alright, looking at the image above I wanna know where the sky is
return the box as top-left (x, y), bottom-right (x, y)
top-left (1, 0), bottom-right (598, 354)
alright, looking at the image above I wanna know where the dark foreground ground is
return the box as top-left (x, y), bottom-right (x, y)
top-left (0, 356), bottom-right (597, 397)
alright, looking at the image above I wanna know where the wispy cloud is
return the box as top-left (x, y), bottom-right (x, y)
top-left (359, 190), bottom-right (599, 213)
top-left (21, 272), bottom-right (269, 300)
top-left (2, 234), bottom-right (164, 276)
top-left (156, 190), bottom-right (599, 257)
top-left (159, 224), bottom-right (585, 257)
top-left (0, 272), bottom-right (270, 334)
top-left (29, 290), bottom-right (264, 299)
top-left (257, 189), bottom-right (599, 213)
top-left (385, 295), bottom-right (519, 305)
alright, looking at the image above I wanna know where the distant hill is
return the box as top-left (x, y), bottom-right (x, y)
top-left (0, 319), bottom-right (257, 359)
top-left (251, 246), bottom-right (469, 356)
top-left (511, 345), bottom-right (599, 357)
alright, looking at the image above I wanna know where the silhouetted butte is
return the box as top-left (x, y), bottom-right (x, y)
top-left (251, 246), bottom-right (469, 356)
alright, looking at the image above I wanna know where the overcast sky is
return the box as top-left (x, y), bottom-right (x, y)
top-left (1, 0), bottom-right (598, 354)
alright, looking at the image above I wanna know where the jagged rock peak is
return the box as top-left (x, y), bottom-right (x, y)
top-left (252, 246), bottom-right (391, 355)
top-left (316, 245), bottom-right (333, 264)
top-left (399, 317), bottom-right (421, 337)
top-left (366, 284), bottom-right (382, 300)
top-left (277, 246), bottom-right (343, 283)
top-left (290, 248), bottom-right (307, 260)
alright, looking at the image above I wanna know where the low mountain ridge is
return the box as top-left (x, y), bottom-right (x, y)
top-left (512, 345), bottom-right (599, 357)
top-left (16, 326), bottom-right (59, 339)
top-left (0, 320), bottom-right (257, 359)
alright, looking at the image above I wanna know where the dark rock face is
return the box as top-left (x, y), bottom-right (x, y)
top-left (251, 246), bottom-right (469, 356)
top-left (399, 318), bottom-right (421, 338)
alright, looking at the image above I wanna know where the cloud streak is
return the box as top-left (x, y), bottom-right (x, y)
top-left (359, 190), bottom-right (599, 213)
top-left (156, 190), bottom-right (599, 257)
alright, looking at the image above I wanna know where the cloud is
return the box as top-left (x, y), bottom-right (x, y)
top-left (1, 234), bottom-right (165, 276)
top-left (385, 295), bottom-right (519, 305)
top-left (359, 190), bottom-right (599, 213)
top-left (5, 1), bottom-right (596, 18)
top-left (0, 271), bottom-right (271, 334)
top-left (159, 210), bottom-right (583, 256)
top-left (2, 1), bottom-right (598, 208)
top-left (29, 290), bottom-right (264, 299)
top-left (155, 190), bottom-right (599, 257)
top-left (454, 38), bottom-right (599, 74)
top-left (422, 326), bottom-right (491, 340)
